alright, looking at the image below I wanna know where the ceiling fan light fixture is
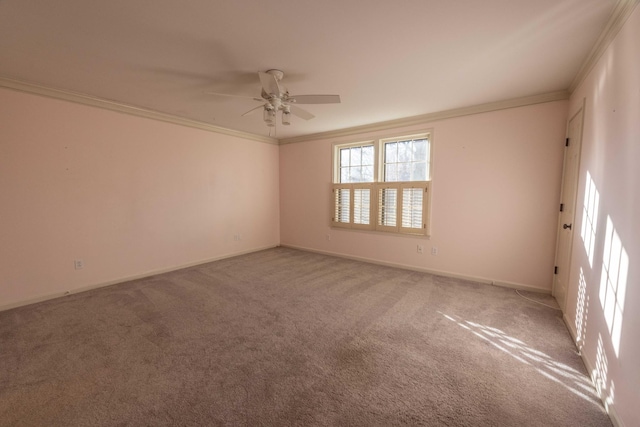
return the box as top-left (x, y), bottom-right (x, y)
top-left (282, 106), bottom-right (291, 126)
top-left (263, 106), bottom-right (276, 127)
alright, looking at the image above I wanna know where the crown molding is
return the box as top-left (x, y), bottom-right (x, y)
top-left (0, 76), bottom-right (279, 145)
top-left (1, 76), bottom-right (568, 147)
top-left (3, 2), bottom-right (633, 146)
top-left (278, 91), bottom-right (569, 145)
top-left (569, 0), bottom-right (639, 94)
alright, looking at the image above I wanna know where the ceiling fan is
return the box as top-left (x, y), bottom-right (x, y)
top-left (205, 69), bottom-right (341, 127)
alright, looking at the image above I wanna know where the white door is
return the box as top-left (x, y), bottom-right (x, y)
top-left (553, 107), bottom-right (583, 312)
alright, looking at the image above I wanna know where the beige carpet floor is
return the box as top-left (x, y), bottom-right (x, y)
top-left (0, 247), bottom-right (611, 426)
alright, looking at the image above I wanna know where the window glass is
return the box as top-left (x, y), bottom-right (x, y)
top-left (385, 164), bottom-right (397, 182)
top-left (411, 162), bottom-right (427, 181)
top-left (340, 148), bottom-right (350, 167)
top-left (398, 163), bottom-right (411, 181)
top-left (349, 167), bottom-right (362, 183)
top-left (414, 139), bottom-right (427, 161)
top-left (383, 137), bottom-right (429, 182)
top-left (339, 144), bottom-right (375, 183)
top-left (340, 168), bottom-right (349, 183)
top-left (350, 147), bottom-right (361, 167)
top-left (398, 141), bottom-right (410, 162)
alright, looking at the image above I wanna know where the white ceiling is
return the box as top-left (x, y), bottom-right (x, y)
top-left (0, 0), bottom-right (618, 140)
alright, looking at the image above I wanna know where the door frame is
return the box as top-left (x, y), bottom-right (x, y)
top-left (552, 99), bottom-right (586, 312)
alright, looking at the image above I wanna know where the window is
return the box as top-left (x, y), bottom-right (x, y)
top-left (339, 144), bottom-right (374, 183)
top-left (332, 133), bottom-right (432, 235)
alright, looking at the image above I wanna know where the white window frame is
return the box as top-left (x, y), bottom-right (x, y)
top-left (331, 132), bottom-right (432, 236)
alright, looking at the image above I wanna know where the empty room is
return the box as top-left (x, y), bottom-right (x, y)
top-left (1, 0), bottom-right (638, 426)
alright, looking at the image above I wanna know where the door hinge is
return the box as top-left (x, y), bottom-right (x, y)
top-left (554, 266), bottom-right (558, 275)
top-left (560, 203), bottom-right (564, 212)
top-left (565, 138), bottom-right (570, 147)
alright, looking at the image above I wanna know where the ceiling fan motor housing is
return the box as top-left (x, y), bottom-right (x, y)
top-left (266, 69), bottom-right (285, 81)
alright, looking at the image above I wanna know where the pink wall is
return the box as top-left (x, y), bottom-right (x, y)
top-left (564, 5), bottom-right (640, 426)
top-left (0, 88), bottom-right (280, 308)
top-left (280, 101), bottom-right (568, 291)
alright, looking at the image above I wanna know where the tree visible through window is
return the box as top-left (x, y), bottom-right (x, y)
top-left (384, 137), bottom-right (429, 182)
top-left (339, 145), bottom-right (374, 183)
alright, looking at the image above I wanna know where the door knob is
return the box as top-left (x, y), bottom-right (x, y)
top-left (563, 223), bottom-right (572, 230)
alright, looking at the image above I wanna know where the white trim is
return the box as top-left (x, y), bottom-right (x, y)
top-left (280, 244), bottom-right (551, 293)
top-left (563, 312), bottom-right (580, 343)
top-left (1, 75), bottom-right (570, 147)
top-left (0, 245), bottom-right (279, 312)
top-left (491, 280), bottom-right (551, 294)
top-left (0, 76), bottom-right (279, 145)
top-left (279, 91), bottom-right (569, 145)
top-left (569, 0), bottom-right (640, 94)
top-left (607, 405), bottom-right (624, 427)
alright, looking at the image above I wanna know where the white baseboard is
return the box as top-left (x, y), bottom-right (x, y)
top-left (608, 405), bottom-right (624, 427)
top-left (0, 245), bottom-right (278, 312)
top-left (562, 314), bottom-right (624, 427)
top-left (562, 313), bottom-right (580, 343)
top-left (491, 280), bottom-right (551, 294)
top-left (280, 244), bottom-right (550, 294)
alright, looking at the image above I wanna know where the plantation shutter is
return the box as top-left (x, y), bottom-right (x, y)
top-left (399, 184), bottom-right (428, 235)
top-left (332, 184), bottom-right (374, 230)
top-left (376, 185), bottom-right (398, 232)
top-left (332, 186), bottom-right (351, 228)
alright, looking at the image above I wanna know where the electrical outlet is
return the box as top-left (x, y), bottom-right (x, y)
top-left (431, 247), bottom-right (439, 256)
top-left (417, 244), bottom-right (423, 254)
top-left (326, 234), bottom-right (331, 241)
top-left (74, 259), bottom-right (84, 270)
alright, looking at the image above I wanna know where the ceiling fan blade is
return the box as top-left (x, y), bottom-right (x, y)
top-left (289, 94), bottom-right (341, 104)
top-left (258, 71), bottom-right (282, 96)
top-left (241, 105), bottom-right (265, 117)
top-left (204, 91), bottom-right (264, 102)
top-left (290, 105), bottom-right (315, 120)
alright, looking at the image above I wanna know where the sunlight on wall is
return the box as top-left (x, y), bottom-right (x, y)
top-left (575, 268), bottom-right (589, 352)
top-left (593, 332), bottom-right (618, 414)
top-left (593, 327), bottom-right (617, 415)
top-left (439, 312), bottom-right (601, 406)
top-left (599, 216), bottom-right (629, 358)
top-left (580, 171), bottom-right (600, 267)
top-left (605, 381), bottom-right (615, 414)
top-left (594, 334), bottom-right (608, 396)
